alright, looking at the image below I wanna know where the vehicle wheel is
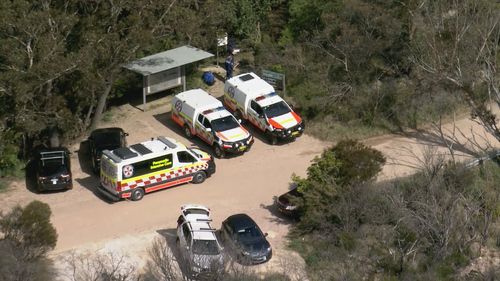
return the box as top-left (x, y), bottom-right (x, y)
top-left (214, 145), bottom-right (225, 158)
top-left (267, 132), bottom-right (278, 145)
top-left (192, 171), bottom-right (207, 184)
top-left (92, 160), bottom-right (99, 174)
top-left (184, 125), bottom-right (193, 139)
top-left (131, 188), bottom-right (145, 201)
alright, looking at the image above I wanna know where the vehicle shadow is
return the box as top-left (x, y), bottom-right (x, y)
top-left (243, 123), bottom-right (293, 147)
top-left (260, 183), bottom-right (300, 226)
top-left (74, 176), bottom-right (115, 204)
top-left (156, 228), bottom-right (192, 279)
top-left (260, 201), bottom-right (297, 226)
top-left (77, 140), bottom-right (94, 176)
top-left (24, 159), bottom-right (39, 193)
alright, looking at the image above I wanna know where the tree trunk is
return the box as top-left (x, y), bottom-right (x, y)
top-left (90, 78), bottom-right (114, 130)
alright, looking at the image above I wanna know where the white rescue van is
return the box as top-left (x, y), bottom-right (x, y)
top-left (223, 72), bottom-right (304, 144)
top-left (98, 136), bottom-right (215, 201)
top-left (171, 89), bottom-right (254, 158)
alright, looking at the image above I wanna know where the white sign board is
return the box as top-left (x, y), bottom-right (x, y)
top-left (217, 34), bottom-right (228, 47)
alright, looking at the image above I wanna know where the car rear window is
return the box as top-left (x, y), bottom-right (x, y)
top-left (39, 158), bottom-right (67, 176)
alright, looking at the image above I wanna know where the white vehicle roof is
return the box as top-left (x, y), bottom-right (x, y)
top-left (189, 221), bottom-right (218, 240)
top-left (103, 136), bottom-right (186, 165)
top-left (203, 107), bottom-right (233, 122)
top-left (255, 92), bottom-right (285, 107)
top-left (175, 89), bottom-right (223, 112)
top-left (227, 72), bottom-right (275, 99)
top-left (181, 204), bottom-right (211, 222)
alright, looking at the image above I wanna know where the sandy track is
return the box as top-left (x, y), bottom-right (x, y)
top-left (2, 82), bottom-right (498, 277)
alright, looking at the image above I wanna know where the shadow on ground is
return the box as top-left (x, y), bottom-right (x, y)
top-left (77, 140), bottom-right (94, 176)
top-left (396, 128), bottom-right (485, 157)
top-left (156, 228), bottom-right (192, 279)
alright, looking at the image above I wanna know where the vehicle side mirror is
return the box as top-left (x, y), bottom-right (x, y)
top-left (264, 232), bottom-right (268, 237)
top-left (206, 128), bottom-right (212, 132)
top-left (238, 119), bottom-right (242, 124)
top-left (124, 132), bottom-right (129, 136)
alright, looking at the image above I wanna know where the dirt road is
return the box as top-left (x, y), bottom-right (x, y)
top-left (1, 78), bottom-right (498, 277)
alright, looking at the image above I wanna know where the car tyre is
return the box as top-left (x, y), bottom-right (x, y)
top-left (192, 171), bottom-right (207, 184)
top-left (267, 131), bottom-right (278, 145)
top-left (131, 188), bottom-right (145, 201)
top-left (214, 145), bottom-right (225, 158)
top-left (184, 125), bottom-right (193, 139)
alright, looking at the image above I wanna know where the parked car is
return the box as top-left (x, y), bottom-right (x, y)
top-left (35, 147), bottom-right (72, 192)
top-left (88, 127), bottom-right (128, 173)
top-left (276, 187), bottom-right (303, 217)
top-left (221, 213), bottom-right (272, 264)
top-left (176, 205), bottom-right (224, 278)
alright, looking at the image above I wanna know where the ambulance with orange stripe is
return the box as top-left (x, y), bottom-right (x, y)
top-left (98, 136), bottom-right (215, 201)
top-left (224, 72), bottom-right (304, 145)
top-left (171, 89), bottom-right (254, 158)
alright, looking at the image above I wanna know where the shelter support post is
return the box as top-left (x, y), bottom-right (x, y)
top-left (143, 75), bottom-right (148, 112)
top-left (181, 66), bottom-right (186, 91)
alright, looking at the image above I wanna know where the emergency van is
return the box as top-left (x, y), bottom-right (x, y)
top-left (171, 89), bottom-right (254, 158)
top-left (223, 72), bottom-right (304, 145)
top-left (98, 136), bottom-right (215, 201)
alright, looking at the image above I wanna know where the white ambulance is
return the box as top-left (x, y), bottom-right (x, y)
top-left (98, 136), bottom-right (215, 201)
top-left (223, 72), bottom-right (304, 145)
top-left (171, 89), bottom-right (254, 158)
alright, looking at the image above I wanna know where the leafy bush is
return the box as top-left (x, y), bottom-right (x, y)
top-left (293, 140), bottom-right (385, 233)
top-left (291, 155), bottom-right (500, 280)
top-left (0, 201), bottom-right (57, 281)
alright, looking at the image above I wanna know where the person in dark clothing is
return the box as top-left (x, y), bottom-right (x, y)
top-left (225, 50), bottom-right (235, 80)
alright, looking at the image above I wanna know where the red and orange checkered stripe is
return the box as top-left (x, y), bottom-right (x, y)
top-left (120, 163), bottom-right (208, 190)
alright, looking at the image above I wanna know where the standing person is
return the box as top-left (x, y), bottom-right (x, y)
top-left (225, 49), bottom-right (235, 80)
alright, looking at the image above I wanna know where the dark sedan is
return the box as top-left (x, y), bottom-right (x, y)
top-left (276, 187), bottom-right (303, 217)
top-left (221, 214), bottom-right (272, 264)
top-left (35, 147), bottom-right (72, 192)
top-left (88, 127), bottom-right (128, 173)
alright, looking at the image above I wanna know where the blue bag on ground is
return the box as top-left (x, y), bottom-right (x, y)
top-left (202, 71), bottom-right (215, 86)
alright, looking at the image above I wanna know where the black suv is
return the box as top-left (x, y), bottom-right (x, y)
top-left (88, 127), bottom-right (128, 173)
top-left (35, 147), bottom-right (73, 192)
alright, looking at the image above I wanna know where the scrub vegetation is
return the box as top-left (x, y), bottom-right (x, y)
top-left (0, 0), bottom-right (499, 280)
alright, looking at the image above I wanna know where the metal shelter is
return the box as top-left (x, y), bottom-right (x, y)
top-left (123, 45), bottom-right (214, 111)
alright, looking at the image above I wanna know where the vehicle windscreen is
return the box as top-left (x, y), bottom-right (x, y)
top-left (263, 101), bottom-right (291, 118)
top-left (192, 240), bottom-right (220, 255)
top-left (187, 148), bottom-right (202, 158)
top-left (39, 158), bottom-right (66, 176)
top-left (183, 208), bottom-right (209, 217)
top-left (236, 226), bottom-right (263, 242)
top-left (94, 132), bottom-right (122, 149)
top-left (211, 116), bottom-right (240, 132)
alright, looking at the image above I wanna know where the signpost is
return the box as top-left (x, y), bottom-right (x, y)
top-left (261, 69), bottom-right (286, 97)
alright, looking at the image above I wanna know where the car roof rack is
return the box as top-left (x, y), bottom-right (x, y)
top-left (40, 151), bottom-right (66, 165)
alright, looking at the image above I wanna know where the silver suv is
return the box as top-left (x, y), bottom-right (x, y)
top-left (176, 205), bottom-right (224, 278)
